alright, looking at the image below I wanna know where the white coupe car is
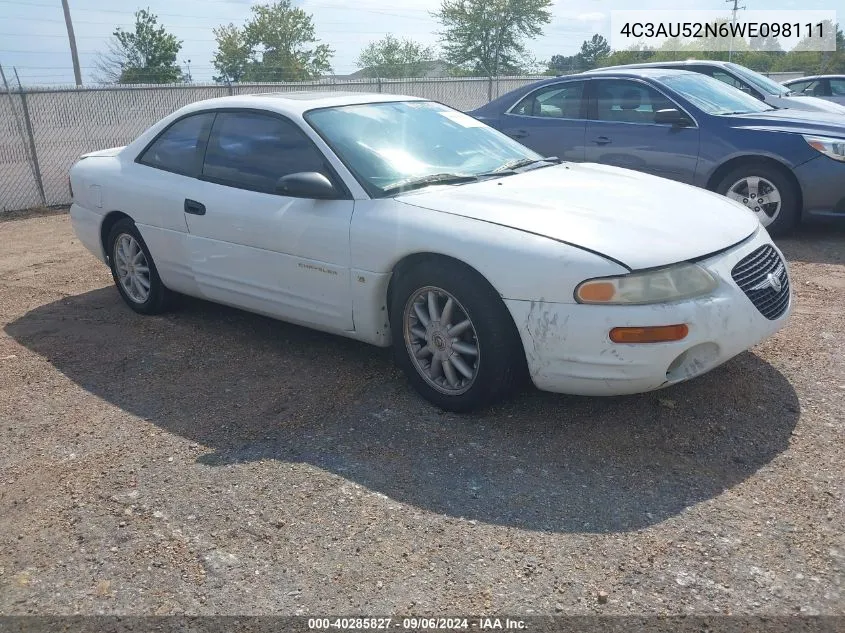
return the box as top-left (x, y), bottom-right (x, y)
top-left (69, 92), bottom-right (791, 411)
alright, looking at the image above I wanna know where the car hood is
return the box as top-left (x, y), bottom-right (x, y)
top-left (776, 94), bottom-right (845, 114)
top-left (727, 108), bottom-right (845, 137)
top-left (397, 163), bottom-right (759, 270)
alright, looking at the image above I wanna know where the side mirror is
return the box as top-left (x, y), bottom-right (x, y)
top-left (276, 172), bottom-right (339, 199)
top-left (654, 108), bottom-right (691, 127)
top-left (738, 85), bottom-right (764, 100)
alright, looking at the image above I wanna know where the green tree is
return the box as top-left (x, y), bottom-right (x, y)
top-left (211, 1), bottom-right (334, 83)
top-left (598, 44), bottom-right (656, 68)
top-left (435, 0), bottom-right (552, 87)
top-left (546, 53), bottom-right (585, 74)
top-left (774, 21), bottom-right (845, 74)
top-left (750, 34), bottom-right (784, 53)
top-left (356, 34), bottom-right (435, 78)
top-left (578, 34), bottom-right (610, 69)
top-left (95, 9), bottom-right (183, 84)
top-left (211, 24), bottom-right (251, 83)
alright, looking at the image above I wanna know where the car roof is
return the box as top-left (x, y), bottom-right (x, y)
top-left (598, 60), bottom-right (729, 71)
top-left (579, 67), bottom-right (698, 79)
top-left (175, 91), bottom-right (426, 117)
top-left (783, 74), bottom-right (845, 83)
top-left (544, 67), bottom-right (698, 84)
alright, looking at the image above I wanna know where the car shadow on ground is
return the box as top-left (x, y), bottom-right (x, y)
top-left (6, 287), bottom-right (800, 534)
top-left (776, 218), bottom-right (845, 266)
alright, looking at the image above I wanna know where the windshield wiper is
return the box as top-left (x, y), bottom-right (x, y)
top-left (381, 173), bottom-right (478, 195)
top-left (485, 156), bottom-right (562, 175)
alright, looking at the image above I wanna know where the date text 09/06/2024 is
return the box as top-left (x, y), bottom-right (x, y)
top-left (307, 617), bottom-right (527, 630)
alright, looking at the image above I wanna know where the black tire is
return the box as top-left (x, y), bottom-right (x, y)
top-left (106, 218), bottom-right (171, 315)
top-left (715, 162), bottom-right (799, 237)
top-left (389, 258), bottom-right (524, 413)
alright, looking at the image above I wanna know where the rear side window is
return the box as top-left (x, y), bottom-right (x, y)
top-left (829, 79), bottom-right (845, 95)
top-left (138, 113), bottom-right (215, 176)
top-left (202, 111), bottom-right (328, 194)
top-left (512, 82), bottom-right (586, 119)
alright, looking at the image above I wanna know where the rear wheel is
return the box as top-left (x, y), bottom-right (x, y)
top-left (107, 218), bottom-right (171, 315)
top-left (716, 163), bottom-right (799, 236)
top-left (390, 259), bottom-right (523, 412)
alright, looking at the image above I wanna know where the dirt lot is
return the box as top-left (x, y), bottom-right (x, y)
top-left (0, 210), bottom-right (843, 616)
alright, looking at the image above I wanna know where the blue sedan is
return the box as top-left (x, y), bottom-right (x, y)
top-left (469, 68), bottom-right (845, 235)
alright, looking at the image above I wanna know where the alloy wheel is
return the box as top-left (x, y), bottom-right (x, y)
top-left (403, 286), bottom-right (480, 396)
top-left (113, 233), bottom-right (151, 304)
top-left (725, 175), bottom-right (782, 227)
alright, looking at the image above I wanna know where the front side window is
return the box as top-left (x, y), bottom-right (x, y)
top-left (725, 62), bottom-right (791, 96)
top-left (202, 111), bottom-right (328, 194)
top-left (511, 82), bottom-right (586, 119)
top-left (661, 73), bottom-right (775, 115)
top-left (786, 80), bottom-right (812, 93)
top-left (306, 101), bottom-right (541, 197)
top-left (593, 80), bottom-right (676, 124)
top-left (800, 80), bottom-right (825, 96)
top-left (711, 70), bottom-right (749, 91)
top-left (138, 112), bottom-right (215, 176)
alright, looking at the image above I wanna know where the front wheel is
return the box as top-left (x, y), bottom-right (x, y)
top-left (389, 259), bottom-right (524, 412)
top-left (716, 163), bottom-right (799, 237)
top-left (107, 218), bottom-right (171, 315)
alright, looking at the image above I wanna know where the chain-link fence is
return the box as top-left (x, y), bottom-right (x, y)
top-left (0, 75), bottom-right (541, 213)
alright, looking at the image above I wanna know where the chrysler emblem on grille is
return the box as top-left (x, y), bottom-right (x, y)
top-left (750, 263), bottom-right (784, 293)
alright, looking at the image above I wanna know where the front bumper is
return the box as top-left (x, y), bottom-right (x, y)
top-left (794, 155), bottom-right (845, 217)
top-left (506, 228), bottom-right (791, 396)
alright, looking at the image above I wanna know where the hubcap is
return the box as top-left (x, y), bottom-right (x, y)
top-left (403, 286), bottom-right (480, 396)
top-left (725, 176), bottom-right (782, 227)
top-left (113, 233), bottom-right (151, 304)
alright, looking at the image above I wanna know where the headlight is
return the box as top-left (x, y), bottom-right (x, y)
top-left (575, 263), bottom-right (717, 305)
top-left (804, 135), bottom-right (845, 162)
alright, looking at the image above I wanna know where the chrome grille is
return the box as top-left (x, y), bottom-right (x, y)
top-left (731, 245), bottom-right (790, 320)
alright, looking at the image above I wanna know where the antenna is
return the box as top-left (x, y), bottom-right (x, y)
top-left (726, 0), bottom-right (747, 62)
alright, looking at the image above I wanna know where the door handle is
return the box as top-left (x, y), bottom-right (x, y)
top-left (508, 129), bottom-right (529, 139)
top-left (184, 199), bottom-right (206, 216)
top-left (593, 136), bottom-right (611, 145)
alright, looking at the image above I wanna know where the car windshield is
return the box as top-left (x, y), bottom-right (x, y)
top-left (305, 100), bottom-right (544, 197)
top-left (726, 62), bottom-right (792, 96)
top-left (661, 73), bottom-right (776, 115)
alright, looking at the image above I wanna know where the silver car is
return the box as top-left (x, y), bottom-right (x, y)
top-left (598, 61), bottom-right (845, 115)
top-left (782, 75), bottom-right (845, 106)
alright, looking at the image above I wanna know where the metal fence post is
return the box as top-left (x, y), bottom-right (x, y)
top-left (1, 64), bottom-right (46, 207)
top-left (14, 69), bottom-right (46, 206)
top-left (377, 77), bottom-right (382, 93)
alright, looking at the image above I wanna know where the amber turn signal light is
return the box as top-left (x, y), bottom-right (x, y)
top-left (576, 281), bottom-right (615, 302)
top-left (609, 324), bottom-right (689, 344)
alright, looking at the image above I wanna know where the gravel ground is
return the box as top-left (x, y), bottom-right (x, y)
top-left (0, 210), bottom-right (843, 616)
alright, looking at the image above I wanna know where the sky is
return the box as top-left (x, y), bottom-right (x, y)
top-left (0, 0), bottom-right (832, 86)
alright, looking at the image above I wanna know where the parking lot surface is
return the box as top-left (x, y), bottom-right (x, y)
top-left (0, 209), bottom-right (843, 615)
